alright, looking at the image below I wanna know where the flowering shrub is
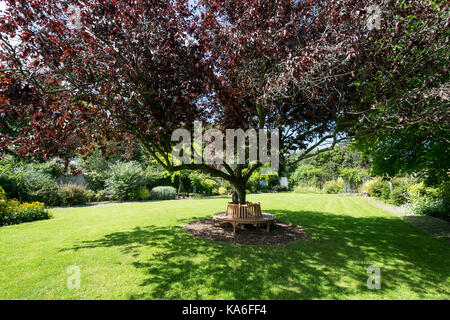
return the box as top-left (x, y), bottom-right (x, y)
top-left (0, 186), bottom-right (50, 226)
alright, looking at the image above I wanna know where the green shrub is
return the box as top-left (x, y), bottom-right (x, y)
top-left (408, 182), bottom-right (431, 199)
top-left (0, 156), bottom-right (22, 199)
top-left (86, 190), bottom-right (95, 202)
top-left (145, 165), bottom-right (175, 190)
top-left (84, 171), bottom-right (107, 192)
top-left (247, 169), bottom-right (279, 193)
top-left (0, 186), bottom-right (8, 215)
top-left (322, 180), bottom-right (344, 194)
top-left (93, 189), bottom-right (112, 202)
top-left (381, 185), bottom-right (391, 200)
top-left (59, 184), bottom-right (89, 206)
top-left (0, 157), bottom-right (64, 205)
top-left (138, 186), bottom-right (151, 200)
top-left (392, 176), bottom-right (416, 188)
top-left (188, 172), bottom-right (219, 195)
top-left (405, 196), bottom-right (447, 218)
top-left (405, 183), bottom-right (448, 219)
top-left (339, 168), bottom-right (369, 191)
top-left (289, 164), bottom-right (325, 188)
top-left (366, 179), bottom-right (388, 197)
top-left (151, 186), bottom-right (177, 200)
top-left (218, 187), bottom-right (227, 195)
top-left (17, 168), bottom-right (61, 206)
top-left (106, 161), bottom-right (145, 201)
top-left (390, 187), bottom-right (408, 206)
top-left (203, 179), bottom-right (218, 195)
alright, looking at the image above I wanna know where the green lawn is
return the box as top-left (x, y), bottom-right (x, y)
top-left (0, 193), bottom-right (449, 299)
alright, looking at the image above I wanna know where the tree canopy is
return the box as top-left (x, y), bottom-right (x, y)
top-left (348, 0), bottom-right (449, 185)
top-left (0, 0), bottom-right (448, 201)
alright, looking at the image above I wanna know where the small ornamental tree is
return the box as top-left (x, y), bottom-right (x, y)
top-left (1, 0), bottom-right (390, 204)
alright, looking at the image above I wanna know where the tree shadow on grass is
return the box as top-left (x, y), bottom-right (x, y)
top-left (63, 209), bottom-right (450, 299)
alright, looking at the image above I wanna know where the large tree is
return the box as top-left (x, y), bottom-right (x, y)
top-left (0, 0), bottom-right (385, 203)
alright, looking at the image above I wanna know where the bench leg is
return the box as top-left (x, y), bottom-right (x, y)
top-left (232, 222), bottom-right (237, 234)
top-left (266, 222), bottom-right (272, 232)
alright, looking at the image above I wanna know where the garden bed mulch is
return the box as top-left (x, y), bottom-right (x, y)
top-left (184, 219), bottom-right (307, 245)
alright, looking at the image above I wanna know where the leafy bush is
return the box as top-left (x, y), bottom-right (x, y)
top-left (339, 168), bottom-right (369, 191)
top-left (405, 196), bottom-right (447, 218)
top-left (407, 182), bottom-right (431, 199)
top-left (145, 167), bottom-right (166, 188)
top-left (188, 173), bottom-right (218, 195)
top-left (203, 179), bottom-right (218, 195)
top-left (93, 189), bottom-right (112, 202)
top-left (390, 187), bottom-right (408, 206)
top-left (151, 186), bottom-right (177, 200)
top-left (0, 157), bottom-right (64, 205)
top-left (0, 187), bottom-right (50, 226)
top-left (392, 176), bottom-right (416, 189)
top-left (322, 180), bottom-right (344, 194)
top-left (289, 164), bottom-right (325, 188)
top-left (381, 185), bottom-right (391, 200)
top-left (83, 171), bottom-right (107, 192)
top-left (0, 156), bottom-right (22, 199)
top-left (138, 186), bottom-right (151, 200)
top-left (106, 161), bottom-right (145, 201)
top-left (17, 168), bottom-right (61, 206)
top-left (364, 179), bottom-right (388, 197)
top-left (247, 168), bottom-right (279, 193)
top-left (218, 187), bottom-right (227, 195)
top-left (405, 183), bottom-right (448, 219)
top-left (59, 184), bottom-right (89, 206)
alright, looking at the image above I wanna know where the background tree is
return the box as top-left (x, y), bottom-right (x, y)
top-left (349, 0), bottom-right (449, 185)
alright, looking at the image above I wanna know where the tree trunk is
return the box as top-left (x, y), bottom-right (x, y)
top-left (236, 187), bottom-right (246, 204)
top-left (177, 175), bottom-right (183, 195)
top-left (232, 181), bottom-right (247, 204)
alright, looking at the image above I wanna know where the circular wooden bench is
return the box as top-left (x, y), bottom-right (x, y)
top-left (212, 202), bottom-right (276, 234)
